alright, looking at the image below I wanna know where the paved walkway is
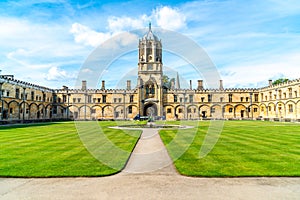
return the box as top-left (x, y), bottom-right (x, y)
top-left (1, 128), bottom-right (300, 200)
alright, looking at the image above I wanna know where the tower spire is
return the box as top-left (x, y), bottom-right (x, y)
top-left (149, 22), bottom-right (151, 31)
top-left (176, 72), bottom-right (180, 89)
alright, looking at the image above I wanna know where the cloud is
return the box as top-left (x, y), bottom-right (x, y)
top-left (70, 23), bottom-right (112, 47)
top-left (153, 6), bottom-right (186, 31)
top-left (45, 66), bottom-right (76, 81)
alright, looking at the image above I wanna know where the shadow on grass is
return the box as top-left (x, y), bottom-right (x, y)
top-left (0, 122), bottom-right (74, 130)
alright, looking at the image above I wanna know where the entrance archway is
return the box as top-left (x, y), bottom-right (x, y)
top-left (144, 103), bottom-right (157, 117)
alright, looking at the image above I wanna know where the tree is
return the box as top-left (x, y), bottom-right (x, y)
top-left (272, 78), bottom-right (289, 85)
top-left (162, 75), bottom-right (175, 89)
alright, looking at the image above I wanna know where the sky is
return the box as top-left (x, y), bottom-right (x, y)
top-left (0, 0), bottom-right (300, 89)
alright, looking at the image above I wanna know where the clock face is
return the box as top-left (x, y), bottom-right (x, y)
top-left (147, 64), bottom-right (153, 70)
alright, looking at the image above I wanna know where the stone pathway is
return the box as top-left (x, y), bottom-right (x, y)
top-left (121, 128), bottom-right (176, 174)
top-left (1, 128), bottom-right (300, 200)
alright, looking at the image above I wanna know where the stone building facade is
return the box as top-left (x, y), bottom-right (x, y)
top-left (0, 25), bottom-right (300, 122)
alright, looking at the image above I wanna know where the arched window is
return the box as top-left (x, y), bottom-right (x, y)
top-left (145, 83), bottom-right (155, 98)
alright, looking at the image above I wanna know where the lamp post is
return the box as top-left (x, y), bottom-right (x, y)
top-left (0, 82), bottom-right (3, 121)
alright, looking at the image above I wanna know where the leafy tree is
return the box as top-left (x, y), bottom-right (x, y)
top-left (162, 75), bottom-right (175, 89)
top-left (272, 78), bottom-right (289, 85)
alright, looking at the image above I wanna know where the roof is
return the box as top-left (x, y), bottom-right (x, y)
top-left (142, 22), bottom-right (159, 41)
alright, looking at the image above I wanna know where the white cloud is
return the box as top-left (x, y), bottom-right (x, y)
top-left (153, 6), bottom-right (186, 31)
top-left (70, 23), bottom-right (112, 47)
top-left (45, 66), bottom-right (76, 81)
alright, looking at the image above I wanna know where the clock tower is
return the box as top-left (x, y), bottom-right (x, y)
top-left (137, 23), bottom-right (164, 117)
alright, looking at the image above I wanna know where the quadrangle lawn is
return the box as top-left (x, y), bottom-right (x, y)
top-left (0, 121), bottom-right (141, 177)
top-left (160, 120), bottom-right (300, 177)
top-left (0, 120), bottom-right (299, 177)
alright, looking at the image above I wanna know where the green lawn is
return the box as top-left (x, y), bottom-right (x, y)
top-left (0, 121), bottom-right (141, 177)
top-left (160, 120), bottom-right (300, 177)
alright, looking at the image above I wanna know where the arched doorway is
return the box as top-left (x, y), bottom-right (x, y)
top-left (144, 103), bottom-right (157, 117)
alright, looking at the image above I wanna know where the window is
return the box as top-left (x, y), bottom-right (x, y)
top-left (128, 106), bottom-right (132, 114)
top-left (289, 88), bottom-right (292, 98)
top-left (220, 97), bottom-right (223, 102)
top-left (254, 94), bottom-right (258, 102)
top-left (294, 91), bottom-right (297, 98)
top-left (228, 94), bottom-right (232, 102)
top-left (167, 108), bottom-right (171, 113)
top-left (118, 98), bottom-right (122, 103)
top-left (102, 95), bottom-right (106, 103)
top-left (114, 98), bottom-right (117, 103)
top-left (269, 92), bottom-right (272, 100)
top-left (91, 109), bottom-right (96, 114)
top-left (188, 108), bottom-right (191, 113)
top-left (145, 83), bottom-right (155, 98)
top-left (73, 98), bottom-right (76, 103)
top-left (283, 93), bottom-right (286, 99)
top-left (254, 108), bottom-right (258, 112)
top-left (189, 95), bottom-right (193, 103)
top-left (93, 98), bottom-right (96, 103)
top-left (180, 97), bottom-right (183, 103)
top-left (53, 95), bottom-right (57, 103)
top-left (279, 90), bottom-right (282, 99)
top-left (31, 91), bottom-right (34, 100)
top-left (173, 95), bottom-right (177, 102)
top-left (77, 98), bottom-right (81, 103)
top-left (288, 104), bottom-right (293, 112)
top-left (9, 108), bottom-right (13, 113)
top-left (63, 95), bottom-right (67, 103)
top-left (269, 106), bottom-right (271, 111)
top-left (178, 108), bottom-right (182, 113)
top-left (88, 95), bottom-right (92, 103)
top-left (130, 95), bottom-right (134, 103)
top-left (211, 107), bottom-right (215, 113)
top-left (15, 88), bottom-right (20, 99)
top-left (36, 95), bottom-right (39, 101)
top-left (43, 93), bottom-right (46, 102)
top-left (6, 91), bottom-right (9, 97)
top-left (58, 97), bottom-right (61, 103)
top-left (26, 108), bottom-right (29, 114)
top-left (208, 94), bottom-right (212, 102)
top-left (265, 96), bottom-right (267, 101)
top-left (240, 97), bottom-right (244, 102)
top-left (201, 97), bottom-right (205, 102)
top-left (97, 98), bottom-right (101, 103)
top-left (246, 97), bottom-right (249, 102)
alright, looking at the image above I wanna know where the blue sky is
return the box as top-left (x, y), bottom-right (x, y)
top-left (0, 0), bottom-right (299, 89)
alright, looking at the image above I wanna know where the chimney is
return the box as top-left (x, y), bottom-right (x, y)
top-left (81, 80), bottom-right (87, 90)
top-left (189, 80), bottom-right (192, 90)
top-left (219, 80), bottom-right (224, 90)
top-left (197, 80), bottom-right (203, 90)
top-left (268, 79), bottom-right (272, 86)
top-left (101, 80), bottom-right (105, 90)
top-left (127, 80), bottom-right (131, 90)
